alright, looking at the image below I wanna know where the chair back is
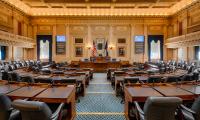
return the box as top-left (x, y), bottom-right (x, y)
top-left (21, 76), bottom-right (35, 83)
top-left (181, 74), bottom-right (192, 81)
top-left (54, 78), bottom-right (76, 84)
top-left (124, 77), bottom-right (139, 84)
top-left (114, 71), bottom-right (125, 76)
top-left (143, 97), bottom-right (182, 120)
top-left (8, 65), bottom-right (15, 71)
top-left (147, 76), bottom-right (161, 83)
top-left (11, 72), bottom-right (21, 82)
top-left (165, 76), bottom-right (179, 83)
top-left (191, 97), bottom-right (200, 120)
top-left (0, 94), bottom-right (12, 120)
top-left (12, 100), bottom-right (52, 120)
top-left (34, 78), bottom-right (52, 84)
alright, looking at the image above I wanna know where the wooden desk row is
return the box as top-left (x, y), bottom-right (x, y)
top-left (113, 70), bottom-right (187, 95)
top-left (125, 83), bottom-right (200, 120)
top-left (0, 83), bottom-right (76, 120)
top-left (14, 69), bottom-right (90, 96)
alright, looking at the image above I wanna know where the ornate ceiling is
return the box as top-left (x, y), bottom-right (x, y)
top-left (2, 0), bottom-right (198, 16)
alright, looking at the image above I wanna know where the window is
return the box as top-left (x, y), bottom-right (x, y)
top-left (178, 48), bottom-right (183, 60)
top-left (150, 40), bottom-right (160, 60)
top-left (0, 46), bottom-right (6, 60)
top-left (0, 46), bottom-right (2, 60)
top-left (194, 46), bottom-right (200, 60)
top-left (199, 51), bottom-right (200, 60)
top-left (40, 40), bottom-right (49, 59)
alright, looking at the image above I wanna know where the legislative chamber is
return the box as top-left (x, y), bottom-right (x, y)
top-left (0, 0), bottom-right (200, 120)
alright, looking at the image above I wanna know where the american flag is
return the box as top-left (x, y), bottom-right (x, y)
top-left (92, 41), bottom-right (97, 57)
top-left (104, 41), bottom-right (108, 56)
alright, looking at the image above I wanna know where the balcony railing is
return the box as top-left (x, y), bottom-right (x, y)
top-left (0, 30), bottom-right (35, 48)
top-left (166, 31), bottom-right (200, 48)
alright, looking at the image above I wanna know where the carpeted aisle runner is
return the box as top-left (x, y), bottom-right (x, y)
top-left (75, 73), bottom-right (125, 120)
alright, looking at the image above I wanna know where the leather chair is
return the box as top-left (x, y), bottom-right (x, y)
top-left (114, 71), bottom-right (126, 76)
top-left (21, 76), bottom-right (35, 83)
top-left (147, 76), bottom-right (162, 83)
top-left (14, 64), bottom-right (20, 69)
top-left (181, 74), bottom-right (193, 82)
top-left (165, 76), bottom-right (179, 83)
top-left (0, 94), bottom-right (21, 120)
top-left (192, 72), bottom-right (199, 82)
top-left (40, 69), bottom-right (51, 75)
top-left (2, 65), bottom-right (10, 80)
top-left (8, 65), bottom-right (15, 71)
top-left (12, 99), bottom-right (64, 120)
top-left (10, 72), bottom-right (21, 82)
top-left (134, 96), bottom-right (182, 120)
top-left (34, 78), bottom-right (52, 84)
top-left (124, 77), bottom-right (139, 84)
top-left (52, 70), bottom-right (64, 75)
top-left (181, 97), bottom-right (200, 120)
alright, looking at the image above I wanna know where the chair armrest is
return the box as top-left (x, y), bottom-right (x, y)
top-left (134, 101), bottom-right (144, 115)
top-left (119, 82), bottom-right (123, 87)
top-left (76, 83), bottom-right (81, 88)
top-left (180, 104), bottom-right (196, 115)
top-left (51, 103), bottom-right (65, 120)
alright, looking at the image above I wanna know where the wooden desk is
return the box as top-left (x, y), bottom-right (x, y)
top-left (125, 86), bottom-right (163, 119)
top-left (79, 61), bottom-right (121, 72)
top-left (125, 86), bottom-right (163, 102)
top-left (0, 84), bottom-right (22, 94)
top-left (35, 85), bottom-right (76, 120)
top-left (178, 84), bottom-right (200, 95)
top-left (114, 76), bottom-right (148, 95)
top-left (7, 86), bottom-right (47, 100)
top-left (154, 85), bottom-right (195, 100)
top-left (68, 75), bottom-right (86, 96)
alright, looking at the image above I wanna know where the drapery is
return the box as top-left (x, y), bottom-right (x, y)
top-left (37, 35), bottom-right (52, 62)
top-left (0, 46), bottom-right (6, 60)
top-left (148, 35), bottom-right (163, 61)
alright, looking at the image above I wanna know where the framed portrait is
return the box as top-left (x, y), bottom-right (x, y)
top-left (75, 46), bottom-right (83, 57)
top-left (118, 47), bottom-right (125, 57)
top-left (75, 38), bottom-right (83, 44)
top-left (118, 38), bottom-right (126, 44)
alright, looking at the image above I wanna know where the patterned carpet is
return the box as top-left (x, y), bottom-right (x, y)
top-left (75, 73), bottom-right (125, 120)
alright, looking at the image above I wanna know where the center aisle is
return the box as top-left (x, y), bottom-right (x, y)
top-left (75, 73), bottom-right (126, 120)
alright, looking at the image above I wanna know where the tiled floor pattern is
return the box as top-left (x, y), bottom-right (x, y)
top-left (75, 73), bottom-right (125, 120)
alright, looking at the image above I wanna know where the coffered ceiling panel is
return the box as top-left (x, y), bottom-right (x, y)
top-left (9, 0), bottom-right (198, 16)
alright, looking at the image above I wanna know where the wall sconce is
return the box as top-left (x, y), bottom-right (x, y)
top-left (86, 46), bottom-right (91, 49)
top-left (109, 45), bottom-right (114, 50)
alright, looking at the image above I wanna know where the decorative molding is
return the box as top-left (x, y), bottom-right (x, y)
top-left (166, 31), bottom-right (200, 48)
top-left (2, 0), bottom-right (198, 17)
top-left (0, 30), bottom-right (35, 48)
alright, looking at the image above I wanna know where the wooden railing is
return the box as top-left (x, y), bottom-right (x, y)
top-left (166, 31), bottom-right (200, 48)
top-left (0, 30), bottom-right (35, 48)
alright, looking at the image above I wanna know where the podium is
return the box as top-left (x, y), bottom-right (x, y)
top-left (79, 56), bottom-right (121, 72)
top-left (90, 56), bottom-right (111, 62)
